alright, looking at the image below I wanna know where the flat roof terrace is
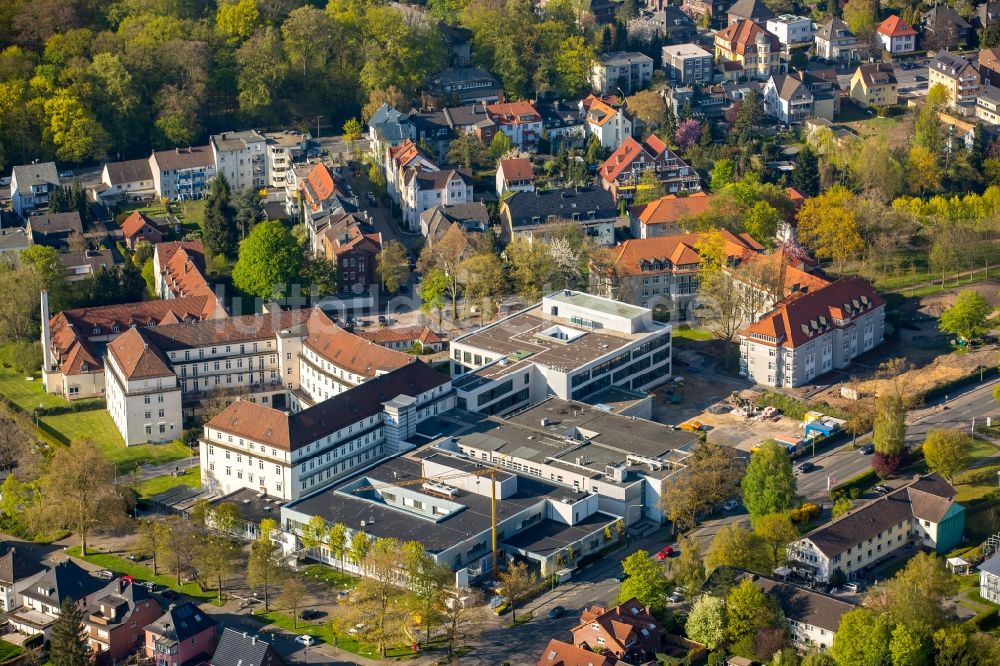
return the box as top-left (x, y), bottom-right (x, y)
top-left (545, 290), bottom-right (648, 320)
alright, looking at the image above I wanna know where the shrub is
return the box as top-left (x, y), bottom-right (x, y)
top-left (849, 487), bottom-right (862, 499)
top-left (872, 451), bottom-right (905, 478)
top-left (965, 607), bottom-right (998, 631)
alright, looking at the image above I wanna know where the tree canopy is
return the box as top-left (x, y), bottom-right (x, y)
top-left (232, 220), bottom-right (304, 298)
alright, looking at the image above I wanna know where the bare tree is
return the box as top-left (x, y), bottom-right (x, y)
top-left (497, 560), bottom-right (537, 624)
top-left (693, 270), bottom-right (744, 368)
top-left (441, 587), bottom-right (489, 661)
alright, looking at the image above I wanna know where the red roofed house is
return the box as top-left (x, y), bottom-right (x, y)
top-left (877, 15), bottom-right (918, 54)
top-left (299, 162), bottom-right (343, 219)
top-left (580, 95), bottom-right (635, 149)
top-left (485, 101), bottom-right (543, 149)
top-left (714, 19), bottom-right (782, 80)
top-left (590, 229), bottom-right (763, 318)
top-left (536, 639), bottom-right (621, 666)
top-left (320, 216), bottom-right (383, 294)
top-left (356, 325), bottom-right (446, 352)
top-left (152, 240), bottom-right (218, 302)
top-left (629, 192), bottom-right (715, 238)
top-left (571, 598), bottom-right (666, 663)
top-left (496, 158), bottom-right (535, 196)
top-left (739, 277), bottom-right (885, 387)
top-left (599, 135), bottom-right (701, 203)
top-left (119, 211), bottom-right (163, 249)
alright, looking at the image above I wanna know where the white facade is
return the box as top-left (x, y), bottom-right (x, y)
top-left (211, 130), bottom-right (267, 190)
top-left (591, 52), bottom-right (655, 95)
top-left (401, 171), bottom-right (474, 232)
top-left (763, 77), bottom-right (815, 124)
top-left (584, 107), bottom-right (634, 150)
top-left (105, 352), bottom-right (183, 448)
top-left (980, 558), bottom-right (1000, 604)
top-left (766, 15), bottom-right (815, 48)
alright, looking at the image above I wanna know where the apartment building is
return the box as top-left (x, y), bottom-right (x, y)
top-left (200, 360), bottom-right (453, 502)
top-left (10, 162), bottom-right (59, 218)
top-left (929, 51), bottom-right (982, 113)
top-left (766, 15), bottom-right (815, 49)
top-left (386, 139), bottom-right (438, 205)
top-left (83, 579), bottom-right (162, 664)
top-left (580, 95), bottom-right (634, 149)
top-left (787, 474), bottom-right (964, 582)
top-left (485, 101), bottom-right (544, 149)
top-left (152, 240), bottom-right (218, 301)
top-left (211, 130), bottom-right (267, 190)
top-left (628, 192), bottom-right (715, 239)
top-left (850, 63), bottom-right (899, 108)
top-left (814, 17), bottom-right (865, 63)
top-left (599, 135), bottom-right (701, 203)
top-left (450, 291), bottom-right (673, 412)
top-left (400, 168), bottom-right (474, 232)
top-left (0, 548), bottom-right (46, 613)
top-left (977, 85), bottom-right (1000, 124)
top-left (149, 147), bottom-right (217, 200)
top-left (662, 44), bottom-right (715, 85)
top-left (714, 19), bottom-right (782, 80)
top-left (739, 278), bottom-right (885, 388)
top-left (591, 52), bottom-right (655, 95)
top-left (318, 216), bottom-right (382, 295)
top-left (500, 187), bottom-right (620, 246)
top-left (263, 130), bottom-right (309, 189)
top-left (763, 71), bottom-right (839, 124)
top-left (9, 560), bottom-right (107, 640)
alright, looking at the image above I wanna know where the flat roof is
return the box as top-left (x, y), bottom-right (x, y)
top-left (582, 386), bottom-right (650, 413)
top-left (546, 291), bottom-right (648, 320)
top-left (284, 453), bottom-right (574, 554)
top-left (212, 488), bottom-right (286, 524)
top-left (503, 513), bottom-right (615, 557)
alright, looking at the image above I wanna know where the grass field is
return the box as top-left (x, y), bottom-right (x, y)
top-left (135, 468), bottom-right (200, 498)
top-left (672, 325), bottom-right (713, 342)
top-left (0, 640), bottom-right (23, 663)
top-left (67, 547), bottom-right (219, 601)
top-left (947, 438), bottom-right (1000, 541)
top-left (117, 199), bottom-right (207, 238)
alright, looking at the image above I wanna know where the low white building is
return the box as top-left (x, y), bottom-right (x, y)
top-left (766, 15), bottom-right (815, 49)
top-left (744, 572), bottom-right (854, 650)
top-left (496, 158), bottom-right (535, 196)
top-left (99, 159), bottom-right (156, 203)
top-left (979, 553), bottom-right (1000, 604)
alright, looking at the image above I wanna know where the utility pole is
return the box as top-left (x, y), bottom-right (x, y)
top-left (316, 115), bottom-right (323, 141)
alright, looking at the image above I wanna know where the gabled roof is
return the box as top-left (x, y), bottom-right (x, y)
top-left (574, 597), bottom-right (661, 652)
top-left (387, 139), bottom-right (435, 171)
top-left (303, 309), bottom-right (412, 378)
top-left (600, 230), bottom-right (763, 276)
top-left (877, 15), bottom-right (918, 38)
top-left (12, 162), bottom-right (59, 192)
top-left (716, 19), bottom-right (780, 55)
top-left (210, 628), bottom-right (284, 666)
top-left (797, 474), bottom-right (958, 558)
top-left (816, 17), bottom-right (855, 41)
top-left (0, 546), bottom-right (45, 586)
top-left (537, 639), bottom-right (621, 666)
top-left (486, 100), bottom-right (541, 124)
top-left (504, 187), bottom-right (619, 227)
top-left (107, 327), bottom-right (175, 380)
top-left (20, 560), bottom-right (105, 607)
top-left (145, 602), bottom-right (217, 642)
top-left (300, 163), bottom-right (339, 212)
top-left (151, 146), bottom-right (215, 172)
top-left (120, 211), bottom-right (160, 240)
top-left (855, 63), bottom-right (898, 88)
top-left (27, 212), bottom-right (83, 236)
top-left (768, 73), bottom-right (812, 103)
top-left (104, 158), bottom-right (153, 186)
top-left (498, 158), bottom-right (534, 183)
top-left (86, 578), bottom-right (157, 628)
top-left (981, 47), bottom-right (1000, 71)
top-left (155, 240), bottom-right (216, 301)
top-left (631, 192), bottom-right (714, 227)
top-left (923, 4), bottom-right (971, 31)
top-left (728, 0), bottom-right (775, 22)
top-left (357, 325), bottom-right (444, 346)
top-left (581, 95), bottom-right (622, 127)
top-left (599, 135), bottom-right (680, 183)
top-left (929, 51), bottom-right (978, 80)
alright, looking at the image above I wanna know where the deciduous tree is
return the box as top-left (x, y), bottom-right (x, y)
top-left (753, 512), bottom-right (799, 570)
top-left (633, 169), bottom-right (666, 206)
top-left (402, 541), bottom-right (450, 644)
top-left (922, 429), bottom-right (972, 482)
top-left (660, 441), bottom-right (742, 531)
top-left (726, 578), bottom-right (783, 646)
top-left (693, 270), bottom-right (743, 368)
top-left (232, 220), bottom-right (304, 299)
top-left (796, 186), bottom-right (864, 266)
top-left (705, 524), bottom-right (767, 574)
top-left (686, 595), bottom-right (727, 648)
top-left (830, 607), bottom-right (891, 666)
top-left (196, 534), bottom-right (240, 602)
top-left (619, 550), bottom-right (670, 607)
top-left (497, 559), bottom-right (537, 624)
top-left (939, 290), bottom-right (994, 343)
top-left (741, 440), bottom-right (797, 521)
top-left (376, 240), bottom-right (411, 294)
top-left (247, 519), bottom-right (289, 611)
top-left (276, 578), bottom-right (308, 628)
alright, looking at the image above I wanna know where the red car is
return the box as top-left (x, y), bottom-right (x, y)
top-left (656, 546), bottom-right (674, 560)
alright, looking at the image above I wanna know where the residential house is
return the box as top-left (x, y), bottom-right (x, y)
top-left (539, 100), bottom-right (586, 149)
top-left (0, 547), bottom-right (46, 613)
top-left (977, 85), bottom-right (1000, 124)
top-left (386, 139), bottom-right (437, 206)
top-left (152, 239), bottom-right (216, 301)
top-left (441, 103), bottom-right (497, 144)
top-left (876, 15), bottom-right (918, 55)
top-left (922, 4), bottom-right (972, 50)
top-left (537, 640), bottom-right (621, 666)
top-left (299, 162), bottom-right (346, 224)
top-left (485, 101), bottom-right (543, 149)
top-left (648, 6), bottom-right (698, 43)
top-left (400, 168), bottom-right (474, 232)
top-left (26, 211), bottom-right (83, 250)
top-left (766, 15), bottom-right (816, 50)
top-left (210, 628), bottom-right (286, 666)
top-left (629, 191), bottom-right (715, 238)
top-left (662, 44), bottom-right (715, 84)
top-left (0, 228), bottom-right (28, 257)
top-left (591, 52), bottom-right (655, 95)
top-left (408, 108), bottom-right (454, 160)
top-left (429, 67), bottom-right (502, 104)
top-left (981, 47), bottom-right (1000, 86)
top-left (589, 229), bottom-right (762, 318)
top-left (714, 19), bottom-right (782, 80)
top-left (739, 277), bottom-right (885, 387)
top-left (319, 216), bottom-right (382, 294)
top-left (84, 579), bottom-right (162, 664)
top-left (571, 598), bottom-right (666, 663)
top-left (99, 159), bottom-right (156, 204)
top-left (727, 0), bottom-right (774, 26)
top-left (814, 17), bottom-right (865, 63)
top-left (357, 326), bottom-right (446, 352)
top-left (11, 162), bottom-right (59, 218)
top-left (929, 51), bottom-right (981, 113)
top-left (586, 0), bottom-right (618, 24)
top-left (9, 560), bottom-right (107, 639)
top-left (496, 158), bottom-right (535, 196)
top-left (59, 249), bottom-right (119, 282)
top-left (980, 553), bottom-right (1000, 604)
top-left (120, 211), bottom-right (163, 249)
top-left (367, 104), bottom-right (414, 167)
top-left (149, 147), bottom-right (217, 200)
top-left (787, 473), bottom-right (965, 582)
top-left (144, 602), bottom-right (219, 666)
top-left (211, 130), bottom-right (267, 190)
top-left (850, 63), bottom-right (899, 108)
top-left (580, 95), bottom-right (634, 149)
top-left (420, 202), bottom-right (491, 240)
top-left (599, 135), bottom-right (701, 202)
top-left (763, 70), bottom-right (839, 124)
top-left (681, 0), bottom-right (733, 26)
top-left (500, 187), bottom-right (619, 246)
top-left (441, 23), bottom-right (473, 67)
top-left (976, 1), bottom-right (1000, 29)
top-left (263, 130), bottom-right (309, 189)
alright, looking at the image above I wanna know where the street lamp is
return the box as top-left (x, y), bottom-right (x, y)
top-left (315, 115), bottom-right (323, 141)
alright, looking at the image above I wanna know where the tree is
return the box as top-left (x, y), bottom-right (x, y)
top-left (342, 117), bottom-right (363, 141)
top-left (711, 158), bottom-right (736, 192)
top-left (447, 131), bottom-right (490, 168)
top-left (349, 530), bottom-right (372, 569)
top-left (328, 522), bottom-right (348, 572)
top-left (489, 131), bottom-right (513, 160)
top-left (669, 535), bottom-right (706, 594)
top-left (866, 552), bottom-right (958, 633)
top-left (939, 290), bottom-right (994, 343)
top-left (420, 267), bottom-right (449, 327)
top-left (276, 578), bottom-right (308, 629)
top-left (216, 0), bottom-right (261, 42)
top-left (726, 578), bottom-right (781, 646)
top-left (50, 597), bottom-right (88, 666)
top-left (741, 440), bottom-right (797, 520)
top-left (440, 586), bottom-right (488, 660)
top-left (402, 541), bottom-right (450, 644)
top-left (459, 252), bottom-right (504, 323)
top-left (211, 502), bottom-right (243, 534)
top-left (161, 515), bottom-right (198, 586)
top-left (196, 535), bottom-right (240, 602)
top-left (830, 608), bottom-right (891, 666)
top-left (843, 0), bottom-right (878, 38)
top-left (345, 538), bottom-right (410, 658)
top-left (907, 146), bottom-right (941, 197)
top-left (873, 394), bottom-right (906, 460)
top-left (43, 91), bottom-right (110, 162)
top-left (553, 35), bottom-right (594, 97)
top-left (754, 512), bottom-right (799, 570)
top-left (619, 550), bottom-right (670, 607)
top-left (792, 146), bottom-right (819, 196)
top-left (660, 441), bottom-right (742, 531)
top-left (497, 559), bottom-right (537, 624)
top-left (247, 521), bottom-right (288, 611)
top-left (832, 496), bottom-right (854, 518)
top-left (686, 595), bottom-right (727, 648)
top-left (922, 429), bottom-right (972, 482)
top-left (890, 623), bottom-right (931, 666)
top-left (300, 514), bottom-right (328, 551)
top-left (134, 518), bottom-right (170, 575)
top-left (232, 220), bottom-right (304, 299)
top-left (232, 186), bottom-right (261, 238)
top-left (505, 237), bottom-right (551, 302)
top-left (203, 175), bottom-right (237, 259)
top-left (39, 439), bottom-right (126, 555)
top-left (706, 523), bottom-right (767, 574)
top-left (628, 90), bottom-right (666, 127)
top-left (795, 186), bottom-right (864, 266)
top-left (633, 169), bottom-right (666, 206)
top-left (675, 118), bottom-right (701, 150)
top-left (375, 240), bottom-right (410, 294)
top-left (693, 270), bottom-right (744, 368)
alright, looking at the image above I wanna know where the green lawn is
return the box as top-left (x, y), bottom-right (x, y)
top-left (0, 366), bottom-right (85, 410)
top-left (66, 547), bottom-right (218, 601)
top-left (301, 563), bottom-right (358, 590)
top-left (672, 325), bottom-right (713, 342)
top-left (0, 639), bottom-right (23, 663)
top-left (117, 199), bottom-right (207, 238)
top-left (134, 468), bottom-right (200, 498)
top-left (253, 609), bottom-right (422, 661)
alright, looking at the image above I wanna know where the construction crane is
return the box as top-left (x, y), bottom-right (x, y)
top-left (352, 462), bottom-right (508, 578)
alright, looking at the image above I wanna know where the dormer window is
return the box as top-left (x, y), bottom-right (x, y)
top-left (92, 326), bottom-right (101, 335)
top-left (111, 324), bottom-right (120, 333)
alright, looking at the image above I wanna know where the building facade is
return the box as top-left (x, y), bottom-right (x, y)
top-left (211, 131), bottom-right (267, 190)
top-left (662, 44), bottom-right (715, 85)
top-left (591, 52), bottom-right (655, 95)
top-left (599, 135), bottom-right (702, 202)
top-left (714, 20), bottom-right (782, 80)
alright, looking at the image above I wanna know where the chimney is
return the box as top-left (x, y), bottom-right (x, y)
top-left (40, 290), bottom-right (53, 371)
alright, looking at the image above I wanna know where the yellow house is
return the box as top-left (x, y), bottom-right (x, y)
top-left (849, 63), bottom-right (899, 108)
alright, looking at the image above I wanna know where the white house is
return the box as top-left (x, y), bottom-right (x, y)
top-left (979, 553), bottom-right (1000, 604)
top-left (99, 159), bottom-right (156, 203)
top-left (580, 96), bottom-right (634, 149)
top-left (765, 15), bottom-right (815, 49)
top-left (10, 162), bottom-right (59, 218)
top-left (876, 15), bottom-right (918, 54)
top-left (495, 158), bottom-right (535, 196)
top-left (400, 168), bottom-right (474, 232)
top-left (149, 147), bottom-right (217, 200)
top-left (211, 130), bottom-right (267, 190)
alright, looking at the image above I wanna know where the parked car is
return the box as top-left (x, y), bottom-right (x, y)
top-left (844, 582), bottom-right (860, 593)
top-left (547, 606), bottom-right (565, 619)
top-left (797, 461), bottom-right (816, 474)
top-left (668, 592), bottom-right (684, 604)
top-left (858, 444), bottom-right (875, 455)
top-left (95, 569), bottom-right (115, 579)
top-left (299, 609), bottom-right (322, 620)
top-left (656, 546), bottom-right (674, 560)
top-left (0, 177), bottom-right (10, 186)
top-left (612, 570), bottom-right (628, 583)
top-left (59, 170), bottom-right (74, 179)
top-left (722, 499), bottom-right (739, 512)
top-left (378, 315), bottom-right (388, 326)
top-left (294, 635), bottom-right (315, 646)
top-left (874, 484), bottom-right (892, 494)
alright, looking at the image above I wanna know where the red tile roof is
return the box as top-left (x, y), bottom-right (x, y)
top-left (877, 15), bottom-right (918, 38)
top-left (154, 240), bottom-right (216, 301)
top-left (581, 95), bottom-right (621, 127)
top-left (387, 139), bottom-right (430, 170)
top-left (303, 309), bottom-right (414, 378)
top-left (574, 598), bottom-right (661, 654)
top-left (536, 639), bottom-right (620, 666)
top-left (107, 328), bottom-right (174, 380)
top-left (357, 326), bottom-right (444, 346)
top-left (631, 192), bottom-right (714, 227)
top-left (120, 212), bottom-right (160, 242)
top-left (301, 163), bottom-right (339, 213)
top-left (498, 158), bottom-right (534, 183)
top-left (716, 19), bottom-right (780, 55)
top-left (486, 101), bottom-right (541, 124)
top-left (741, 277), bottom-right (885, 348)
top-left (602, 230), bottom-right (763, 275)
top-left (600, 135), bottom-right (678, 183)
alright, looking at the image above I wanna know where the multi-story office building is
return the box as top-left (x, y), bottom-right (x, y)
top-left (211, 130), bottom-right (267, 190)
top-left (662, 44), bottom-right (715, 85)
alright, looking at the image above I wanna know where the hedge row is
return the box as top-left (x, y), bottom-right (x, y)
top-left (965, 607), bottom-right (998, 631)
top-left (754, 391), bottom-right (851, 422)
top-left (830, 468), bottom-right (879, 500)
top-left (35, 399), bottom-right (106, 416)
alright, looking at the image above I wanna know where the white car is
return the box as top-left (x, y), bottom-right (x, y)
top-left (348, 623), bottom-right (366, 635)
top-left (722, 499), bottom-right (739, 512)
top-left (294, 635), bottom-right (314, 646)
